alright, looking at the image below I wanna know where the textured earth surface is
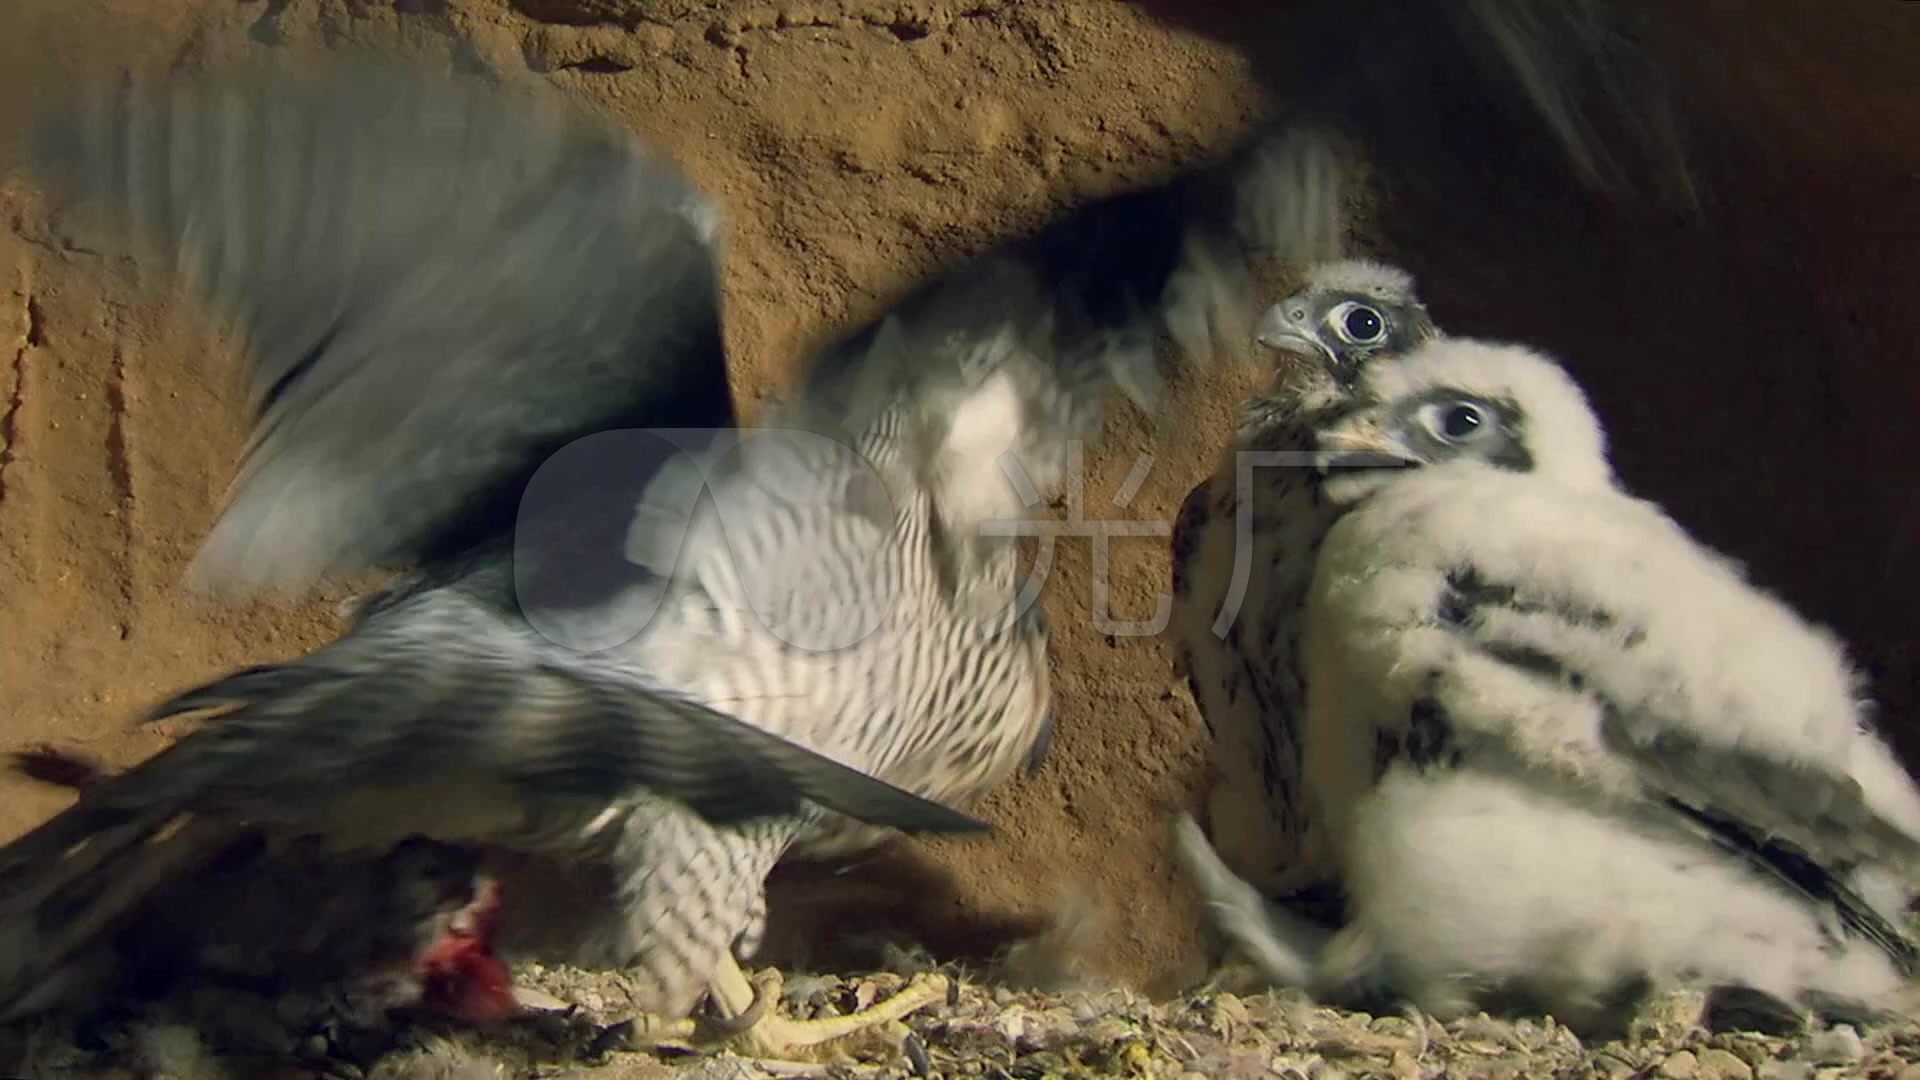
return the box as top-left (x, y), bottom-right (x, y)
top-left (2, 1), bottom-right (1920, 1077)
top-left (12, 951), bottom-right (1920, 1078)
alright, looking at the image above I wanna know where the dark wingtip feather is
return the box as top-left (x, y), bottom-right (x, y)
top-left (1277, 0), bottom-right (1700, 213)
top-left (27, 57), bottom-right (736, 597)
top-left (113, 636), bottom-right (994, 844)
top-left (1666, 798), bottom-right (1920, 978)
top-left (10, 747), bottom-right (108, 793)
top-left (551, 670), bottom-right (994, 836)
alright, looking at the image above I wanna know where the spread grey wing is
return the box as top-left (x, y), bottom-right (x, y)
top-left (101, 596), bottom-right (990, 839)
top-left (1272, 0), bottom-right (1696, 209)
top-left (27, 58), bottom-right (737, 596)
top-left (805, 0), bottom-right (1699, 456)
top-left (777, 225), bottom-right (1279, 619)
top-left (0, 586), bottom-right (989, 1021)
top-left (796, 121), bottom-right (1336, 455)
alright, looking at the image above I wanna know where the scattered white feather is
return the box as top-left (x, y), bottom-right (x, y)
top-left (993, 887), bottom-right (1111, 993)
top-left (129, 1023), bottom-right (229, 1080)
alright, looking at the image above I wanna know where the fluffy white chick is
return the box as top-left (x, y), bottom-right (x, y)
top-left (1176, 337), bottom-right (1920, 1036)
top-left (1169, 259), bottom-right (1438, 915)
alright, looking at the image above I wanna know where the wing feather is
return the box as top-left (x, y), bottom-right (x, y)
top-left (0, 588), bottom-right (988, 1022)
top-left (29, 58), bottom-right (736, 596)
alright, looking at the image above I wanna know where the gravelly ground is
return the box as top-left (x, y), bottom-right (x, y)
top-left (9, 953), bottom-right (1918, 1080)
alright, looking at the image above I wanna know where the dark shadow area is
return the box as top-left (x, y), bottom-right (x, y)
top-left (756, 845), bottom-right (1052, 974)
top-left (483, 840), bottom-right (1047, 976)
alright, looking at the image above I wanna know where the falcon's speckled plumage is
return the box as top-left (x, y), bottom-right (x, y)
top-left (0, 50), bottom-right (1304, 1060)
top-left (0, 61), bottom-right (1022, 1051)
top-left (1176, 338), bottom-right (1920, 1035)
top-left (1168, 259), bottom-right (1438, 913)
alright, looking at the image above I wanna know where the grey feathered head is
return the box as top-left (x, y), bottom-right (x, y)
top-left (1255, 259), bottom-right (1438, 386)
top-left (1312, 337), bottom-right (1616, 504)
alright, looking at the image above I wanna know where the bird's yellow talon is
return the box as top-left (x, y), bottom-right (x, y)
top-left (626, 958), bottom-right (947, 1066)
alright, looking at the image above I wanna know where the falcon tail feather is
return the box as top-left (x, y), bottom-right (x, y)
top-left (0, 754), bottom-right (499, 1026)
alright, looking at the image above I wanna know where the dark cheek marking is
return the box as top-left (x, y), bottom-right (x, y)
top-left (1484, 438), bottom-right (1534, 473)
top-left (1486, 404), bottom-right (1534, 472)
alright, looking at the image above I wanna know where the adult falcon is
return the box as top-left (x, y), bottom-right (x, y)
top-left (0, 40), bottom-right (1299, 1066)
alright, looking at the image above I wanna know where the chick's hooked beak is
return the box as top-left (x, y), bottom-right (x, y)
top-left (1313, 413), bottom-right (1420, 475)
top-left (1255, 301), bottom-right (1335, 370)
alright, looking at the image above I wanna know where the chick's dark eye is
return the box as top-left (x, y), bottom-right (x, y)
top-left (1340, 304), bottom-right (1385, 344)
top-left (1440, 403), bottom-right (1485, 440)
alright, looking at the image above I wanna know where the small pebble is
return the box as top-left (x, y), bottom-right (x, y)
top-left (903, 1033), bottom-right (931, 1077)
top-left (1756, 1062), bottom-right (1812, 1080)
top-left (1660, 1050), bottom-right (1699, 1078)
top-left (510, 985), bottom-right (571, 1013)
top-left (1696, 1047), bottom-right (1755, 1080)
